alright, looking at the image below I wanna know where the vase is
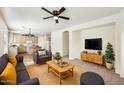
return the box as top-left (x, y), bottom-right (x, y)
top-left (54, 60), bottom-right (59, 64)
top-left (106, 62), bottom-right (113, 69)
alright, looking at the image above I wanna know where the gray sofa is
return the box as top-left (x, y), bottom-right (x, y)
top-left (0, 54), bottom-right (39, 85)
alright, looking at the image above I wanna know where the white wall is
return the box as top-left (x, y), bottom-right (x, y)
top-left (120, 10), bottom-right (124, 77)
top-left (3, 29), bottom-right (8, 53)
top-left (0, 14), bottom-right (8, 56)
top-left (114, 19), bottom-right (121, 74)
top-left (81, 24), bottom-right (115, 54)
top-left (63, 31), bottom-right (69, 56)
top-left (69, 31), bottom-right (82, 59)
top-left (51, 31), bottom-right (63, 55)
top-left (0, 31), bottom-right (4, 56)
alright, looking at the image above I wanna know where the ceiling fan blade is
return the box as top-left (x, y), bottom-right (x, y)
top-left (43, 16), bottom-right (54, 19)
top-left (55, 20), bottom-right (59, 23)
top-left (59, 7), bottom-right (66, 15)
top-left (59, 16), bottom-right (70, 20)
top-left (41, 7), bottom-right (53, 15)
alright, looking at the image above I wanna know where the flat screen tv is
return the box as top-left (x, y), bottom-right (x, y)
top-left (85, 38), bottom-right (102, 50)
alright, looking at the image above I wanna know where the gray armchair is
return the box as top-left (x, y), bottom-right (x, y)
top-left (33, 50), bottom-right (52, 64)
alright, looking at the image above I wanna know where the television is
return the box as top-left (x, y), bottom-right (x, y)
top-left (85, 38), bottom-right (102, 50)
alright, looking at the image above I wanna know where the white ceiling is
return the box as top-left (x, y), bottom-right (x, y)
top-left (0, 7), bottom-right (123, 35)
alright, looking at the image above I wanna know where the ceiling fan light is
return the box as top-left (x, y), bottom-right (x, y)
top-left (53, 16), bottom-right (58, 20)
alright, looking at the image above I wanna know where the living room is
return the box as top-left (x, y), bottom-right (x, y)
top-left (1, 7), bottom-right (124, 86)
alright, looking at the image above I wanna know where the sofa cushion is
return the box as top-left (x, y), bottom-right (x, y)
top-left (0, 63), bottom-right (16, 85)
top-left (0, 54), bottom-right (8, 74)
top-left (16, 70), bottom-right (30, 84)
top-left (16, 62), bottom-right (26, 72)
top-left (19, 78), bottom-right (40, 85)
top-left (8, 56), bottom-right (17, 67)
top-left (39, 55), bottom-right (49, 59)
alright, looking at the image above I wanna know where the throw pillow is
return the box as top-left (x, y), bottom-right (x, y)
top-left (8, 56), bottom-right (17, 67)
top-left (38, 50), bottom-right (46, 56)
top-left (0, 63), bottom-right (16, 85)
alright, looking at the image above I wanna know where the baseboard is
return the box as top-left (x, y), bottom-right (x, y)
top-left (115, 70), bottom-right (120, 75)
top-left (120, 74), bottom-right (124, 78)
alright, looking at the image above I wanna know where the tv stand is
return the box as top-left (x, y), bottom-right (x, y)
top-left (80, 52), bottom-right (104, 65)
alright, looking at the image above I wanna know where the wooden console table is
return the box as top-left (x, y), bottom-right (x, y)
top-left (80, 52), bottom-right (104, 65)
top-left (47, 61), bottom-right (74, 84)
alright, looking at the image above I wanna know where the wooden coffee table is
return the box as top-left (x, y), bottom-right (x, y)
top-left (47, 61), bottom-right (74, 84)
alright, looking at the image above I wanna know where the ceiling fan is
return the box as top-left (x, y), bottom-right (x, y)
top-left (22, 28), bottom-right (35, 37)
top-left (41, 7), bottom-right (70, 23)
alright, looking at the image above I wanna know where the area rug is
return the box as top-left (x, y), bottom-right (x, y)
top-left (26, 64), bottom-right (84, 85)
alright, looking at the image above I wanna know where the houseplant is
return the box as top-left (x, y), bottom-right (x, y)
top-left (105, 43), bottom-right (115, 69)
top-left (53, 52), bottom-right (62, 63)
top-left (82, 51), bottom-right (87, 54)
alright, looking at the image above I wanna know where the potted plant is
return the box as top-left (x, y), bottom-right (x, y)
top-left (53, 52), bottom-right (62, 63)
top-left (82, 51), bottom-right (87, 54)
top-left (105, 43), bottom-right (115, 69)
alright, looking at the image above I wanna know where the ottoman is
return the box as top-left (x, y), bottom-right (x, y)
top-left (80, 72), bottom-right (105, 85)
